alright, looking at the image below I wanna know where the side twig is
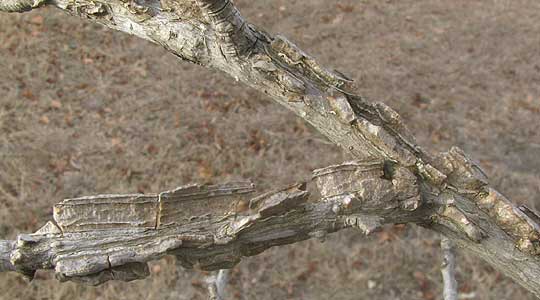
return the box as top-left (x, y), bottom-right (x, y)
top-left (441, 237), bottom-right (458, 300)
top-left (206, 269), bottom-right (230, 300)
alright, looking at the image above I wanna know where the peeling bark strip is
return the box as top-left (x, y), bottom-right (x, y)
top-left (54, 194), bottom-right (159, 232)
top-left (53, 182), bottom-right (255, 231)
top-left (157, 182), bottom-right (255, 227)
top-left (1, 0), bottom-right (540, 297)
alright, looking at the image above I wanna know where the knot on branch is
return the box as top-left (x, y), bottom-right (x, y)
top-left (313, 160), bottom-right (421, 211)
top-left (313, 160), bottom-right (421, 233)
top-left (437, 147), bottom-right (489, 194)
top-left (0, 0), bottom-right (45, 12)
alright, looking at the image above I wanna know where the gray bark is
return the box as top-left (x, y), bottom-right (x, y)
top-left (1, 0), bottom-right (540, 298)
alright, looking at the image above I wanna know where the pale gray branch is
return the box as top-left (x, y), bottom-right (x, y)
top-left (0, 162), bottom-right (430, 284)
top-left (206, 269), bottom-right (229, 300)
top-left (441, 237), bottom-right (458, 300)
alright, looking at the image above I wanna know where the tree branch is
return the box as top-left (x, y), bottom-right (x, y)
top-left (441, 237), bottom-right (458, 300)
top-left (206, 269), bottom-right (229, 300)
top-left (1, 0), bottom-right (540, 298)
top-left (0, 161), bottom-right (432, 284)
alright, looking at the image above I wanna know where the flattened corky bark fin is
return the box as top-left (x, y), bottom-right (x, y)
top-left (157, 182), bottom-right (255, 228)
top-left (53, 194), bottom-right (159, 232)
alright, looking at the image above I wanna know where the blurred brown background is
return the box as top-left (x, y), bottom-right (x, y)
top-left (1, 0), bottom-right (539, 299)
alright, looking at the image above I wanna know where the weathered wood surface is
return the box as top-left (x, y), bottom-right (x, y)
top-left (1, 0), bottom-right (540, 297)
top-left (1, 162), bottom-right (433, 285)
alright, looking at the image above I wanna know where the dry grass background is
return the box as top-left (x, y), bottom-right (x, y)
top-left (1, 0), bottom-right (539, 299)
